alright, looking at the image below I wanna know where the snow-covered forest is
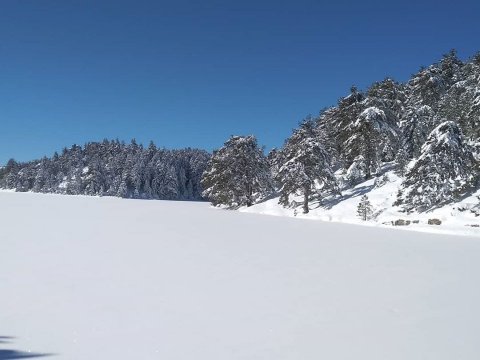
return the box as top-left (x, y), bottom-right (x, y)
top-left (2, 50), bottom-right (480, 214)
top-left (202, 50), bottom-right (480, 215)
top-left (0, 139), bottom-right (209, 200)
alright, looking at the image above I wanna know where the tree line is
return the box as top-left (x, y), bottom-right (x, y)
top-left (201, 50), bottom-right (480, 213)
top-left (0, 139), bottom-right (210, 200)
top-left (2, 50), bottom-right (479, 213)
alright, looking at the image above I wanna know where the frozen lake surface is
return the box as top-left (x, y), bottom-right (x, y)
top-left (1, 191), bottom-right (479, 359)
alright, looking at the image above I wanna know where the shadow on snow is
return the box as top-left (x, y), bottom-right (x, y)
top-left (0, 337), bottom-right (53, 359)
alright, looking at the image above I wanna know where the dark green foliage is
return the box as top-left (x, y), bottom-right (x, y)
top-left (344, 107), bottom-right (396, 179)
top-left (396, 122), bottom-right (478, 212)
top-left (276, 119), bottom-right (337, 214)
top-left (0, 140), bottom-right (209, 200)
top-left (201, 135), bottom-right (272, 207)
top-left (357, 195), bottom-right (373, 221)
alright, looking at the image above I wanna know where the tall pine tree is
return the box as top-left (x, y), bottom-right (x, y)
top-left (201, 136), bottom-right (272, 207)
top-left (276, 119), bottom-right (337, 214)
top-left (396, 121), bottom-right (478, 211)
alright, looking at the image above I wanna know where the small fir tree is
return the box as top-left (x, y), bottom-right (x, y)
top-left (357, 195), bottom-right (373, 221)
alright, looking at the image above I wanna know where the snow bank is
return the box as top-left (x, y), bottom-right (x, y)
top-left (242, 170), bottom-right (480, 237)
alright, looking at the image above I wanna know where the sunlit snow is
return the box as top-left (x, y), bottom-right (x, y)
top-left (1, 191), bottom-right (480, 359)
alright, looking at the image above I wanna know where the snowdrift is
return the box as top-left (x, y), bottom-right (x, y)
top-left (242, 169), bottom-right (480, 237)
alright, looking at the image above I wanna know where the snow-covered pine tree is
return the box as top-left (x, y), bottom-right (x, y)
top-left (394, 148), bottom-right (409, 176)
top-left (439, 49), bottom-right (463, 88)
top-left (357, 195), bottom-right (373, 221)
top-left (366, 78), bottom-right (405, 126)
top-left (396, 121), bottom-right (478, 211)
top-left (364, 78), bottom-right (405, 161)
top-left (267, 147), bottom-right (282, 188)
top-left (0, 140), bottom-right (209, 200)
top-left (325, 86), bottom-right (365, 163)
top-left (344, 107), bottom-right (396, 180)
top-left (201, 135), bottom-right (272, 207)
top-left (436, 55), bottom-right (479, 141)
top-left (0, 159), bottom-right (18, 185)
top-left (344, 155), bottom-right (367, 186)
top-left (313, 108), bottom-right (343, 176)
top-left (407, 63), bottom-right (447, 110)
top-left (450, 53), bottom-right (479, 141)
top-left (399, 51), bottom-right (462, 159)
top-left (152, 163), bottom-right (178, 200)
top-left (32, 158), bottom-right (48, 193)
top-left (400, 105), bottom-right (439, 159)
top-left (276, 119), bottom-right (337, 214)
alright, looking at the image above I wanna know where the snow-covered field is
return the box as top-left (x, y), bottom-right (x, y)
top-left (242, 169), bottom-right (480, 237)
top-left (1, 190), bottom-right (480, 359)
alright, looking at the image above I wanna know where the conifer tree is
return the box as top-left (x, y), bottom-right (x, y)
top-left (344, 107), bottom-right (396, 179)
top-left (326, 86), bottom-right (365, 162)
top-left (276, 119), bottom-right (337, 214)
top-left (400, 105), bottom-right (438, 159)
top-left (201, 135), bottom-right (272, 207)
top-left (267, 148), bottom-right (283, 188)
top-left (357, 195), bottom-right (373, 221)
top-left (394, 148), bottom-right (409, 177)
top-left (396, 121), bottom-right (478, 211)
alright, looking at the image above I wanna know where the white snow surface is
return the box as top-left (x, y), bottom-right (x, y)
top-left (1, 190), bottom-right (480, 359)
top-left (242, 170), bottom-right (480, 237)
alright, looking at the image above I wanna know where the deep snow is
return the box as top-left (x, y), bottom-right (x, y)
top-left (242, 169), bottom-right (480, 237)
top-left (1, 191), bottom-right (480, 359)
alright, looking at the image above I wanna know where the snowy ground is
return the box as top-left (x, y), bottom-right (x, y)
top-left (1, 190), bottom-right (480, 359)
top-left (242, 170), bottom-right (480, 237)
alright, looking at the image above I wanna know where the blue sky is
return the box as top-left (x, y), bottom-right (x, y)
top-left (0, 0), bottom-right (479, 164)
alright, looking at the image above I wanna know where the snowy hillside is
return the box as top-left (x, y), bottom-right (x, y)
top-left (2, 190), bottom-right (480, 359)
top-left (198, 51), bottom-right (480, 225)
top-left (241, 168), bottom-right (480, 237)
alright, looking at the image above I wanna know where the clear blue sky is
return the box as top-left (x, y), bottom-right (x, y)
top-left (1, 0), bottom-right (479, 164)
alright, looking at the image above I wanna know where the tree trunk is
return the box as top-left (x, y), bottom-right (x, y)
top-left (365, 158), bottom-right (371, 180)
top-left (246, 182), bottom-right (252, 207)
top-left (303, 187), bottom-right (310, 214)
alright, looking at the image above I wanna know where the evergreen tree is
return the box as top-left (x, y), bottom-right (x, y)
top-left (357, 195), bottom-right (373, 221)
top-left (325, 86), bottom-right (365, 163)
top-left (201, 135), bottom-right (272, 207)
top-left (400, 105), bottom-right (439, 159)
top-left (396, 121), bottom-right (478, 211)
top-left (394, 148), bottom-right (409, 177)
top-left (437, 52), bottom-right (480, 141)
top-left (266, 148), bottom-right (281, 178)
top-left (364, 78), bottom-right (406, 161)
top-left (345, 155), bottom-right (368, 186)
top-left (407, 63), bottom-right (447, 110)
top-left (366, 78), bottom-right (406, 128)
top-left (276, 119), bottom-right (337, 214)
top-left (344, 107), bottom-right (396, 179)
